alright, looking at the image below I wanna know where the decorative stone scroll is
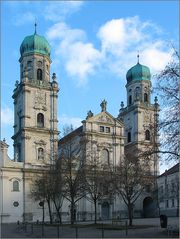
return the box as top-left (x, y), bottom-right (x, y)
top-left (98, 115), bottom-right (113, 123)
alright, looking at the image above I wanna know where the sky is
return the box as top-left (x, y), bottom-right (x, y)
top-left (1, 0), bottom-right (179, 172)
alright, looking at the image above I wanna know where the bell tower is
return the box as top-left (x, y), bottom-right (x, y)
top-left (12, 25), bottom-right (59, 166)
top-left (118, 56), bottom-right (160, 176)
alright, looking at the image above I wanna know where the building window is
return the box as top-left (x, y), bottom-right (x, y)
top-left (37, 61), bottom-right (42, 67)
top-left (37, 113), bottom-right (44, 128)
top-left (106, 127), bottom-right (110, 133)
top-left (145, 130), bottom-right (150, 140)
top-left (13, 181), bottom-right (19, 191)
top-left (37, 69), bottom-right (42, 81)
top-left (101, 149), bottom-right (109, 165)
top-left (38, 148), bottom-right (44, 160)
top-left (171, 199), bottom-right (175, 207)
top-left (144, 93), bottom-right (148, 102)
top-left (127, 132), bottom-right (131, 143)
top-left (100, 126), bottom-right (104, 132)
top-left (166, 200), bottom-right (169, 208)
top-left (129, 95), bottom-right (132, 105)
top-left (27, 61), bottom-right (32, 68)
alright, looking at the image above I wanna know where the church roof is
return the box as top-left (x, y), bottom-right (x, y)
top-left (126, 62), bottom-right (151, 83)
top-left (20, 33), bottom-right (51, 57)
top-left (158, 163), bottom-right (179, 178)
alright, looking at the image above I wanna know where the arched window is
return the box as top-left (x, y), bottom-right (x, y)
top-left (145, 130), bottom-right (150, 140)
top-left (144, 93), bottom-right (148, 102)
top-left (127, 132), bottom-right (131, 143)
top-left (135, 87), bottom-right (140, 100)
top-left (13, 181), bottom-right (19, 191)
top-left (129, 95), bottom-right (132, 105)
top-left (27, 61), bottom-right (32, 67)
top-left (101, 149), bottom-right (109, 165)
top-left (37, 113), bottom-right (44, 127)
top-left (37, 69), bottom-right (42, 81)
top-left (38, 148), bottom-right (44, 160)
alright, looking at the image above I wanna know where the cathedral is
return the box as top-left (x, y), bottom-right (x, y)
top-left (0, 28), bottom-right (159, 223)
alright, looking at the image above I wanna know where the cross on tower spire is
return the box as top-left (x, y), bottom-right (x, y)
top-left (34, 21), bottom-right (37, 34)
top-left (137, 52), bottom-right (140, 64)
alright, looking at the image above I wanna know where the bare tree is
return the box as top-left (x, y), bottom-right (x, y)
top-left (114, 153), bottom-right (154, 226)
top-left (31, 170), bottom-right (54, 224)
top-left (62, 124), bottom-right (74, 137)
top-left (154, 48), bottom-right (179, 161)
top-left (50, 160), bottom-right (64, 223)
top-left (60, 140), bottom-right (86, 224)
top-left (84, 148), bottom-right (113, 224)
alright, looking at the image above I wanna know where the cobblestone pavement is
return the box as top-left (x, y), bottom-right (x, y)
top-left (0, 217), bottom-right (179, 238)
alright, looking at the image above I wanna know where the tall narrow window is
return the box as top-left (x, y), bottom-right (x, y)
top-left (101, 149), bottom-right (109, 165)
top-left (145, 130), bottom-right (150, 140)
top-left (37, 113), bottom-right (44, 128)
top-left (13, 181), bottom-right (19, 191)
top-left (144, 93), bottom-right (148, 102)
top-left (37, 69), bottom-right (42, 81)
top-left (100, 126), bottom-right (104, 132)
top-left (129, 95), bottom-right (132, 105)
top-left (127, 132), bottom-right (131, 143)
top-left (38, 148), bottom-right (44, 160)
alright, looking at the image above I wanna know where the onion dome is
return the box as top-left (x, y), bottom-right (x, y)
top-left (20, 26), bottom-right (51, 58)
top-left (126, 60), bottom-right (151, 83)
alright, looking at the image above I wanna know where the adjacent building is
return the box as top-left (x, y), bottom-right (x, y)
top-left (157, 163), bottom-right (179, 216)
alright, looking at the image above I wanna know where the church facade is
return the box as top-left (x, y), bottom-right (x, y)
top-left (0, 30), bottom-right (159, 223)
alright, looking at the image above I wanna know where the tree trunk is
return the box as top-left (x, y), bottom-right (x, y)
top-left (128, 203), bottom-right (133, 226)
top-left (42, 202), bottom-right (45, 223)
top-left (94, 199), bottom-right (97, 224)
top-left (70, 201), bottom-right (75, 225)
top-left (53, 200), bottom-right (62, 224)
top-left (47, 199), bottom-right (53, 224)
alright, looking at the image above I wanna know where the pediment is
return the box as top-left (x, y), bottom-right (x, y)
top-left (97, 114), bottom-right (114, 124)
top-left (85, 111), bottom-right (124, 128)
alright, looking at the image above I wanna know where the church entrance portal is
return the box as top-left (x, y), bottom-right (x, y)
top-left (101, 202), bottom-right (110, 220)
top-left (143, 197), bottom-right (155, 217)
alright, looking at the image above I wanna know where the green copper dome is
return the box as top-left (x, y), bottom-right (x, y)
top-left (126, 63), bottom-right (151, 83)
top-left (20, 33), bottom-right (51, 57)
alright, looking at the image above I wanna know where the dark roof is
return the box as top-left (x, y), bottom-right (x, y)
top-left (58, 126), bottom-right (83, 145)
top-left (158, 163), bottom-right (179, 178)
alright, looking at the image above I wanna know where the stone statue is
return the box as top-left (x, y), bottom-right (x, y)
top-left (100, 99), bottom-right (107, 112)
top-left (86, 110), bottom-right (94, 119)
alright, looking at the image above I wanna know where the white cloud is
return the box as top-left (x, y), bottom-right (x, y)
top-left (1, 108), bottom-right (14, 125)
top-left (47, 22), bottom-right (85, 42)
top-left (59, 114), bottom-right (82, 129)
top-left (142, 42), bottom-right (172, 72)
top-left (47, 22), bottom-right (101, 85)
top-left (47, 16), bottom-right (172, 86)
top-left (97, 16), bottom-right (172, 78)
top-left (44, 1), bottom-right (84, 22)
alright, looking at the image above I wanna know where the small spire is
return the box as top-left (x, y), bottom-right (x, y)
top-left (34, 21), bottom-right (37, 34)
top-left (137, 52), bottom-right (140, 64)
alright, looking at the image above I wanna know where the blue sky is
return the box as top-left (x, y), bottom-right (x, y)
top-left (1, 1), bottom-right (179, 171)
